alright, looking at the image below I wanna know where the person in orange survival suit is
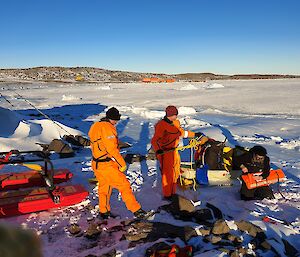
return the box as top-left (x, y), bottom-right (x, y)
top-left (89, 107), bottom-right (150, 219)
top-left (151, 106), bottom-right (208, 200)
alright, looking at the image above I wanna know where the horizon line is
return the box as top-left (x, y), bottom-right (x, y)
top-left (1, 65), bottom-right (300, 77)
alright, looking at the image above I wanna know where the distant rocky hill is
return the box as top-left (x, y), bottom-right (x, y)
top-left (0, 67), bottom-right (299, 83)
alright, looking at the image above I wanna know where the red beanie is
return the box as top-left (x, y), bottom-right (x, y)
top-left (165, 105), bottom-right (178, 117)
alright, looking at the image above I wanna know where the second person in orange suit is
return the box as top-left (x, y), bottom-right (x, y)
top-left (89, 107), bottom-right (151, 219)
top-left (151, 106), bottom-right (207, 199)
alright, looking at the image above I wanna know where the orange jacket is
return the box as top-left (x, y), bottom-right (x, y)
top-left (151, 117), bottom-right (195, 152)
top-left (88, 118), bottom-right (126, 168)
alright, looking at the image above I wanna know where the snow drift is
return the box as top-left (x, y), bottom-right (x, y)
top-left (0, 107), bottom-right (81, 151)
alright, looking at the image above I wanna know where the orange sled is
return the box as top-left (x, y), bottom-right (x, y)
top-left (0, 185), bottom-right (88, 217)
top-left (242, 169), bottom-right (285, 189)
top-left (0, 169), bottom-right (73, 190)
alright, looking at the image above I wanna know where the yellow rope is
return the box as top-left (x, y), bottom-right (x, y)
top-left (177, 138), bottom-right (203, 152)
top-left (179, 175), bottom-right (197, 191)
top-left (178, 138), bottom-right (202, 191)
top-left (193, 178), bottom-right (197, 191)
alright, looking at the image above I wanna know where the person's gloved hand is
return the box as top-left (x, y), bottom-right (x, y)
top-left (156, 149), bottom-right (164, 155)
top-left (240, 164), bottom-right (248, 173)
top-left (119, 165), bottom-right (127, 172)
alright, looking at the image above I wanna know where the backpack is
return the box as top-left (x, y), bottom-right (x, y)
top-left (63, 135), bottom-right (90, 147)
top-left (195, 139), bottom-right (233, 172)
top-left (194, 139), bottom-right (233, 186)
top-left (47, 139), bottom-right (74, 158)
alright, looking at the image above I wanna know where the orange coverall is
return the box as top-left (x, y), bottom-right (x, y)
top-left (89, 119), bottom-right (141, 213)
top-left (151, 118), bottom-right (195, 197)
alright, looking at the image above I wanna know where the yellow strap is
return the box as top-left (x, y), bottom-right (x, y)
top-left (223, 146), bottom-right (232, 153)
top-left (22, 163), bottom-right (43, 171)
top-left (223, 159), bottom-right (231, 166)
top-left (223, 147), bottom-right (233, 172)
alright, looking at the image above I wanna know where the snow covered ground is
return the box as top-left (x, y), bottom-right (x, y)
top-left (0, 79), bottom-right (299, 256)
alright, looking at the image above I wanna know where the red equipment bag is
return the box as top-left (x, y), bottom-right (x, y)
top-left (241, 169), bottom-right (285, 189)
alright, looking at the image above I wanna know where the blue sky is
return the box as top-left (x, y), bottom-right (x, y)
top-left (0, 0), bottom-right (299, 74)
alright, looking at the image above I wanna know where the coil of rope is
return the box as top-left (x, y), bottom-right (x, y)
top-left (178, 136), bottom-right (206, 191)
top-left (177, 137), bottom-right (204, 152)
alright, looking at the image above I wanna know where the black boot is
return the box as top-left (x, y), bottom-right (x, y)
top-left (99, 211), bottom-right (111, 220)
top-left (163, 195), bottom-right (174, 202)
top-left (134, 209), bottom-right (155, 220)
top-left (163, 196), bottom-right (172, 201)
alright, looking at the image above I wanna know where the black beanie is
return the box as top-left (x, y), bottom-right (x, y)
top-left (250, 145), bottom-right (267, 156)
top-left (106, 107), bottom-right (121, 120)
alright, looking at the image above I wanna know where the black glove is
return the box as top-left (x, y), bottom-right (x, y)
top-left (195, 132), bottom-right (204, 138)
top-left (156, 149), bottom-right (164, 155)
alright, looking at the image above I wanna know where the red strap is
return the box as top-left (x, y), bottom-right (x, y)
top-left (0, 152), bottom-right (13, 170)
top-left (152, 244), bottom-right (193, 257)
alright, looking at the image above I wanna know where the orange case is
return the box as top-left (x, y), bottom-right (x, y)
top-left (242, 169), bottom-right (285, 189)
